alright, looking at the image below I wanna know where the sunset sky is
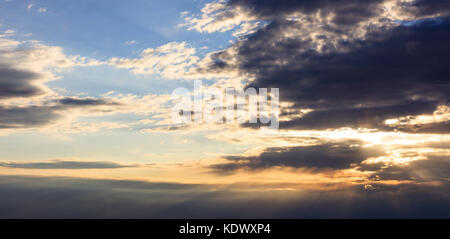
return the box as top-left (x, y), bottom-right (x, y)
top-left (0, 0), bottom-right (449, 218)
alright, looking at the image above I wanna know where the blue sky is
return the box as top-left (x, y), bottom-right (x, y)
top-left (0, 0), bottom-right (231, 57)
top-left (0, 0), bottom-right (233, 97)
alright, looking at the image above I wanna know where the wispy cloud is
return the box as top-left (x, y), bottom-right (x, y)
top-left (108, 41), bottom-right (199, 79)
top-left (180, 0), bottom-right (256, 33)
top-left (125, 40), bottom-right (137, 46)
top-left (0, 160), bottom-right (137, 169)
top-left (37, 7), bottom-right (47, 13)
top-left (27, 4), bottom-right (48, 14)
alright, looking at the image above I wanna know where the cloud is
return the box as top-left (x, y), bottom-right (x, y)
top-left (182, 0), bottom-right (421, 36)
top-left (0, 175), bottom-right (449, 218)
top-left (275, 101), bottom-right (440, 131)
top-left (0, 96), bottom-right (121, 129)
top-left (232, 21), bottom-right (263, 38)
top-left (125, 40), bottom-right (136, 46)
top-left (26, 4), bottom-right (48, 13)
top-left (0, 29), bottom-right (15, 37)
top-left (410, 0), bottom-right (450, 18)
top-left (0, 38), bottom-right (53, 101)
top-left (0, 37), bottom-right (102, 101)
top-left (192, 0), bottom-right (450, 132)
top-left (382, 105), bottom-right (450, 133)
top-left (0, 66), bottom-right (44, 99)
top-left (0, 105), bottom-right (60, 128)
top-left (226, 0), bottom-right (447, 25)
top-left (245, 20), bottom-right (449, 131)
top-left (0, 160), bottom-right (136, 169)
top-left (243, 19), bottom-right (450, 105)
top-left (228, 0), bottom-right (384, 23)
top-left (108, 42), bottom-right (199, 79)
top-left (361, 155), bottom-right (450, 182)
top-left (180, 0), bottom-right (257, 33)
top-left (0, 91), bottom-right (171, 133)
top-left (57, 97), bottom-right (117, 106)
top-left (0, 35), bottom-right (160, 133)
top-left (210, 141), bottom-right (384, 172)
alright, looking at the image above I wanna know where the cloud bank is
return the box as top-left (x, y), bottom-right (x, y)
top-left (187, 0), bottom-right (450, 133)
top-left (0, 160), bottom-right (135, 169)
top-left (0, 175), bottom-right (449, 218)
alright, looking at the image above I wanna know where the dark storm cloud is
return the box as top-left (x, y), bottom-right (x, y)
top-left (0, 65), bottom-right (44, 99)
top-left (0, 160), bottom-right (135, 169)
top-left (0, 175), bottom-right (449, 218)
top-left (197, 1), bottom-right (450, 132)
top-left (228, 0), bottom-right (384, 25)
top-left (228, 0), bottom-right (450, 22)
top-left (210, 141), bottom-right (384, 172)
top-left (234, 18), bottom-right (450, 131)
top-left (243, 19), bottom-right (450, 105)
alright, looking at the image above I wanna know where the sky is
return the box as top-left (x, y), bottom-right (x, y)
top-left (0, 0), bottom-right (449, 218)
